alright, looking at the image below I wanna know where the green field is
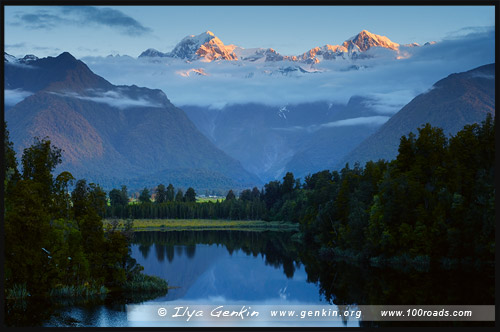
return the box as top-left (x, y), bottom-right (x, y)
top-left (195, 197), bottom-right (225, 203)
top-left (103, 219), bottom-right (298, 232)
top-left (123, 197), bottom-right (224, 204)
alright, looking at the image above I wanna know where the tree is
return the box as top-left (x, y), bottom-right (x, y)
top-left (4, 122), bottom-right (19, 191)
top-left (53, 171), bottom-right (75, 219)
top-left (251, 187), bottom-right (261, 200)
top-left (4, 133), bottom-right (152, 298)
top-left (166, 184), bottom-right (175, 202)
top-left (71, 180), bottom-right (106, 278)
top-left (88, 183), bottom-right (107, 217)
top-left (185, 187), bottom-right (196, 202)
top-left (109, 188), bottom-right (124, 207)
top-left (4, 135), bottom-right (64, 295)
top-left (139, 187), bottom-right (151, 204)
top-left (262, 181), bottom-right (281, 209)
top-left (175, 189), bottom-right (184, 202)
top-left (155, 184), bottom-right (167, 203)
top-left (72, 179), bottom-right (91, 220)
top-left (282, 172), bottom-right (295, 196)
top-left (120, 185), bottom-right (129, 205)
top-left (226, 189), bottom-right (236, 201)
top-left (21, 137), bottom-right (62, 204)
top-left (239, 189), bottom-right (252, 201)
top-left (5, 179), bottom-right (54, 294)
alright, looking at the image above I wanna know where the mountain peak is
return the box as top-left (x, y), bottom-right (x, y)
top-left (344, 30), bottom-right (399, 51)
top-left (5, 52), bottom-right (112, 93)
top-left (139, 48), bottom-right (167, 58)
top-left (57, 51), bottom-right (76, 60)
top-left (182, 31), bottom-right (216, 46)
top-left (341, 64), bottom-right (495, 167)
top-left (167, 31), bottom-right (237, 61)
top-left (4, 52), bottom-right (17, 63)
top-left (19, 54), bottom-right (39, 64)
top-left (139, 29), bottom-right (416, 63)
top-left (5, 53), bottom-right (260, 191)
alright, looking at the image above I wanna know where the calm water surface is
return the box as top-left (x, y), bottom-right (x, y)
top-left (34, 230), bottom-right (355, 327)
top-left (6, 230), bottom-right (493, 327)
top-left (125, 230), bottom-right (353, 327)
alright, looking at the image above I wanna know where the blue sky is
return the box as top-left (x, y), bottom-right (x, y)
top-left (4, 5), bottom-right (495, 58)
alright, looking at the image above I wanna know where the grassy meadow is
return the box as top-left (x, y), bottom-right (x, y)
top-left (103, 218), bottom-right (299, 232)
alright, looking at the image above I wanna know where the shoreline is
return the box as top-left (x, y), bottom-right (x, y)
top-left (103, 219), bottom-right (300, 232)
top-left (5, 273), bottom-right (171, 302)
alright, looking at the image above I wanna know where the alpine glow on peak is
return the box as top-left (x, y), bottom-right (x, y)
top-left (139, 29), bottom-right (425, 64)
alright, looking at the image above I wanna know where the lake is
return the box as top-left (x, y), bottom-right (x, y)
top-left (5, 230), bottom-right (494, 327)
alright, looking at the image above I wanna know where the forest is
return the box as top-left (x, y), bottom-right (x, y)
top-left (3, 114), bottom-right (495, 300)
top-left (3, 124), bottom-right (168, 300)
top-left (106, 114), bottom-right (495, 268)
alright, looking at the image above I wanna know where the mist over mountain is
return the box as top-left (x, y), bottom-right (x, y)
top-left (82, 27), bottom-right (494, 109)
top-left (183, 62), bottom-right (495, 182)
top-left (4, 27), bottom-right (495, 189)
top-left (139, 30), bottom-right (415, 64)
top-left (140, 31), bottom-right (238, 62)
top-left (341, 63), bottom-right (495, 168)
top-left (4, 52), bottom-right (261, 191)
top-left (183, 97), bottom-right (388, 182)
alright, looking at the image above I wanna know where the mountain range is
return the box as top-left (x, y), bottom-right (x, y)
top-left (182, 63), bottom-right (494, 182)
top-left (4, 52), bottom-right (261, 192)
top-left (4, 29), bottom-right (495, 189)
top-left (138, 30), bottom-right (428, 64)
top-left (341, 63), bottom-right (495, 167)
top-left (182, 98), bottom-right (384, 181)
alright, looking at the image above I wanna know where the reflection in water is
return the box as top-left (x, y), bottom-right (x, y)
top-left (130, 231), bottom-right (307, 303)
top-left (133, 230), bottom-right (300, 277)
top-left (300, 249), bottom-right (494, 307)
top-left (6, 230), bottom-right (494, 327)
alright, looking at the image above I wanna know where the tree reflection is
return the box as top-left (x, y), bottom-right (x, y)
top-left (132, 230), bottom-right (493, 327)
top-left (133, 230), bottom-right (301, 278)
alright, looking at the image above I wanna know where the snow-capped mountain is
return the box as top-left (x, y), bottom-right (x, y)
top-left (170, 31), bottom-right (237, 61)
top-left (138, 48), bottom-right (167, 58)
top-left (298, 45), bottom-right (349, 64)
top-left (299, 30), bottom-right (402, 63)
top-left (139, 29), bottom-right (420, 65)
top-left (4, 52), bottom-right (39, 64)
top-left (233, 47), bottom-right (296, 62)
top-left (139, 31), bottom-right (237, 62)
top-left (343, 30), bottom-right (400, 52)
top-left (4, 52), bottom-right (17, 63)
top-left (176, 68), bottom-right (209, 77)
top-left (5, 52), bottom-right (261, 190)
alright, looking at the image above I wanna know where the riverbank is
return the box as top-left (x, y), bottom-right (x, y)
top-left (103, 219), bottom-right (300, 232)
top-left (317, 246), bottom-right (495, 272)
top-left (5, 273), bottom-right (170, 301)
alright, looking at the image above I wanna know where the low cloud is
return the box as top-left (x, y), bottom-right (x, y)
top-left (81, 27), bottom-right (493, 112)
top-left (273, 116), bottom-right (390, 133)
top-left (466, 72), bottom-right (495, 80)
top-left (5, 44), bottom-right (61, 58)
top-left (361, 91), bottom-right (416, 114)
top-left (4, 89), bottom-right (34, 106)
top-left (5, 42), bottom-right (27, 49)
top-left (319, 116), bottom-right (390, 128)
top-left (11, 6), bottom-right (151, 36)
top-left (444, 26), bottom-right (494, 39)
top-left (52, 90), bottom-right (163, 109)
